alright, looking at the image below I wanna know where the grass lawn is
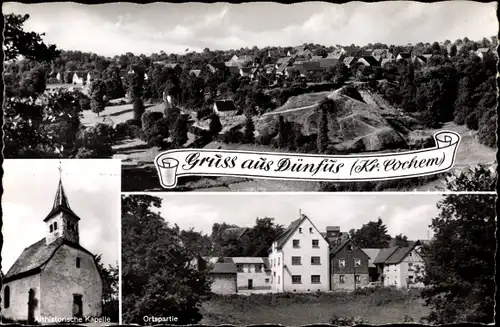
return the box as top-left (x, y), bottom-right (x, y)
top-left (200, 289), bottom-right (431, 326)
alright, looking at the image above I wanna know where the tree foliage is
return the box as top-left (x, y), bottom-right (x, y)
top-left (93, 254), bottom-right (119, 322)
top-left (122, 195), bottom-right (212, 325)
top-left (4, 14), bottom-right (60, 62)
top-left (420, 170), bottom-right (495, 323)
top-left (349, 218), bottom-right (391, 248)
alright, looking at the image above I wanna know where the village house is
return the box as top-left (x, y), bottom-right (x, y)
top-left (330, 239), bottom-right (370, 290)
top-left (317, 58), bottom-right (339, 69)
top-left (343, 56), bottom-right (358, 68)
top-left (372, 49), bottom-right (389, 58)
top-left (163, 63), bottom-right (183, 75)
top-left (357, 56), bottom-right (381, 67)
top-left (209, 262), bottom-right (238, 295)
top-left (210, 257), bottom-right (272, 292)
top-left (72, 72), bottom-right (85, 85)
top-left (322, 226), bottom-right (349, 245)
top-left (206, 63), bottom-right (227, 74)
top-left (1, 175), bottom-right (103, 323)
top-left (326, 50), bottom-right (344, 61)
top-left (373, 242), bottom-right (425, 289)
top-left (213, 99), bottom-right (238, 117)
top-left (268, 214), bottom-right (330, 293)
top-left (396, 52), bottom-right (412, 61)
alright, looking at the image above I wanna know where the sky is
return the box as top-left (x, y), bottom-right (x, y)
top-left (2, 159), bottom-right (121, 274)
top-left (156, 193), bottom-right (443, 241)
top-left (3, 1), bottom-right (498, 57)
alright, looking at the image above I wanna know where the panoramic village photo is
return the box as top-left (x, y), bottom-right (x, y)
top-left (1, 159), bottom-right (120, 325)
top-left (2, 1), bottom-right (497, 192)
top-left (121, 187), bottom-right (495, 325)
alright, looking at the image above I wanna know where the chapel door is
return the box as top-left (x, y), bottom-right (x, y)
top-left (73, 294), bottom-right (83, 318)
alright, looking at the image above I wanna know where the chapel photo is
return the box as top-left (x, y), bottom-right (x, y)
top-left (1, 159), bottom-right (121, 325)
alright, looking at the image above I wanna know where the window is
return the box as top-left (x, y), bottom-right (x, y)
top-left (339, 259), bottom-right (346, 267)
top-left (312, 240), bottom-right (319, 248)
top-left (355, 275), bottom-right (360, 283)
top-left (408, 276), bottom-right (414, 280)
top-left (408, 263), bottom-right (414, 271)
top-left (237, 264), bottom-right (243, 272)
top-left (54, 222), bottom-right (58, 230)
top-left (354, 259), bottom-right (361, 267)
top-left (347, 244), bottom-right (353, 251)
top-left (409, 251), bottom-right (413, 257)
top-left (311, 275), bottom-right (321, 284)
top-left (293, 240), bottom-right (300, 248)
top-left (4, 286), bottom-right (10, 308)
top-left (265, 278), bottom-right (270, 283)
top-left (311, 256), bottom-right (321, 265)
top-left (292, 275), bottom-right (302, 284)
top-left (50, 224), bottom-right (53, 232)
top-left (299, 228), bottom-right (303, 233)
top-left (309, 228), bottom-right (313, 233)
top-left (76, 257), bottom-right (81, 268)
top-left (256, 264), bottom-right (262, 272)
top-left (292, 256), bottom-right (301, 265)
top-left (339, 275), bottom-right (345, 284)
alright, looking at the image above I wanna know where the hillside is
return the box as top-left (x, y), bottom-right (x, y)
top-left (256, 85), bottom-right (425, 152)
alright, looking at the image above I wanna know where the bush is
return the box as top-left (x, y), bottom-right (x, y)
top-left (256, 133), bottom-right (273, 146)
top-left (74, 123), bottom-right (116, 158)
top-left (141, 111), bottom-right (164, 131)
top-left (125, 118), bottom-right (142, 127)
top-left (143, 117), bottom-right (170, 147)
top-left (222, 129), bottom-right (243, 144)
top-left (465, 112), bottom-right (479, 130)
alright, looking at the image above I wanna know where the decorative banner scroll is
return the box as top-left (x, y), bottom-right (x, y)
top-left (154, 131), bottom-right (461, 189)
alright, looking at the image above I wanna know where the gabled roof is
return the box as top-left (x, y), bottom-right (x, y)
top-left (276, 56), bottom-right (292, 65)
top-left (318, 58), bottom-right (339, 68)
top-left (373, 242), bottom-right (419, 265)
top-left (211, 262), bottom-right (237, 274)
top-left (207, 63), bottom-right (226, 72)
top-left (273, 214), bottom-right (326, 250)
top-left (476, 48), bottom-right (490, 53)
top-left (372, 49), bottom-right (387, 56)
top-left (214, 100), bottom-right (237, 112)
top-left (360, 56), bottom-right (380, 66)
top-left (373, 247), bottom-right (399, 264)
top-left (44, 178), bottom-right (80, 222)
top-left (397, 52), bottom-right (412, 59)
top-left (362, 248), bottom-right (381, 267)
top-left (4, 238), bottom-right (94, 283)
top-left (273, 216), bottom-right (305, 250)
top-left (343, 56), bottom-right (357, 65)
top-left (330, 239), bottom-right (369, 260)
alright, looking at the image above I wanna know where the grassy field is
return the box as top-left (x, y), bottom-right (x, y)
top-left (200, 289), bottom-right (431, 326)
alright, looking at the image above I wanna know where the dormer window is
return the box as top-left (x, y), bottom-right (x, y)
top-left (76, 257), bottom-right (81, 268)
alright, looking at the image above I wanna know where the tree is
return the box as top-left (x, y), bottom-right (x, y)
top-left (350, 217), bottom-right (391, 248)
top-left (122, 195), bottom-right (211, 324)
top-left (243, 117), bottom-right (255, 143)
top-left (208, 113), bottom-right (222, 136)
top-left (420, 190), bottom-right (495, 323)
top-left (90, 79), bottom-right (107, 116)
top-left (94, 255), bottom-right (119, 322)
top-left (393, 234), bottom-right (409, 247)
top-left (317, 101), bottom-right (330, 153)
top-left (4, 14), bottom-right (60, 62)
top-left (133, 98), bottom-right (145, 121)
top-left (276, 115), bottom-right (289, 148)
top-left (244, 217), bottom-right (284, 257)
top-left (172, 115), bottom-right (188, 147)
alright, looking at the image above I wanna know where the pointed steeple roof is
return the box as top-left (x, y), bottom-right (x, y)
top-left (43, 175), bottom-right (80, 222)
top-left (52, 178), bottom-right (70, 210)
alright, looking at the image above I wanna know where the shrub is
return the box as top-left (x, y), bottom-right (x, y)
top-left (256, 133), bottom-right (273, 146)
top-left (143, 117), bottom-right (170, 147)
top-left (141, 111), bottom-right (164, 131)
top-left (74, 123), bottom-right (116, 158)
top-left (465, 112), bottom-right (479, 130)
top-left (222, 129), bottom-right (243, 144)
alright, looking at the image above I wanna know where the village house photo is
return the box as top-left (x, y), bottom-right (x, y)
top-left (121, 191), bottom-right (495, 325)
top-left (1, 159), bottom-right (121, 325)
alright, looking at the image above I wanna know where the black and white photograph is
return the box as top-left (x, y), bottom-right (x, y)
top-left (2, 1), bottom-right (497, 192)
top-left (121, 188), bottom-right (495, 325)
top-left (1, 159), bottom-right (120, 325)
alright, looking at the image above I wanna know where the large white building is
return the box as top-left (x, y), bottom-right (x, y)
top-left (268, 214), bottom-right (330, 293)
